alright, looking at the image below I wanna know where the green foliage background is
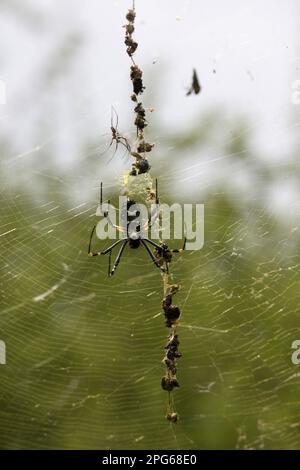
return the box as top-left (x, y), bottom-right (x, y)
top-left (1, 110), bottom-right (300, 449)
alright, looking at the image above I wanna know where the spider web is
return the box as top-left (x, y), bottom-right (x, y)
top-left (1, 0), bottom-right (300, 451)
top-left (1, 119), bottom-right (300, 450)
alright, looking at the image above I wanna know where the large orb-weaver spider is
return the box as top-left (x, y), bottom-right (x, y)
top-left (88, 181), bottom-right (185, 277)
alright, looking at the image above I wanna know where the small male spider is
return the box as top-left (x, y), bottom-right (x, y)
top-left (88, 181), bottom-right (185, 277)
top-left (107, 106), bottom-right (131, 156)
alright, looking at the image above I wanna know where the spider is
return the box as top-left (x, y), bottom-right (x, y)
top-left (106, 106), bottom-right (131, 158)
top-left (88, 181), bottom-right (185, 277)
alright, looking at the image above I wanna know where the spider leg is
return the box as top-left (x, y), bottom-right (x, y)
top-left (106, 140), bottom-right (119, 164)
top-left (99, 185), bottom-right (124, 233)
top-left (99, 185), bottom-right (116, 222)
top-left (101, 238), bottom-right (125, 255)
top-left (172, 236), bottom-right (186, 253)
top-left (149, 204), bottom-right (160, 229)
top-left (115, 137), bottom-right (131, 161)
top-left (143, 238), bottom-right (163, 251)
top-left (88, 226), bottom-right (100, 256)
top-left (104, 207), bottom-right (126, 234)
top-left (126, 140), bottom-right (131, 153)
top-left (94, 238), bottom-right (126, 275)
top-left (108, 250), bottom-right (112, 276)
top-left (172, 225), bottom-right (187, 252)
top-left (144, 234), bottom-right (186, 255)
top-left (110, 240), bottom-right (128, 276)
top-left (119, 137), bottom-right (131, 153)
top-left (100, 137), bottom-right (114, 157)
top-left (155, 178), bottom-right (159, 204)
top-left (107, 138), bottom-right (114, 151)
top-left (141, 239), bottom-right (166, 271)
top-left (88, 226), bottom-right (124, 256)
top-left (111, 105), bottom-right (119, 131)
top-left (120, 143), bottom-right (131, 161)
top-left (141, 202), bottom-right (160, 234)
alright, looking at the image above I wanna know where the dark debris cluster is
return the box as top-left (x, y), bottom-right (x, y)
top-left (124, 6), bottom-right (154, 176)
top-left (161, 284), bottom-right (181, 422)
top-left (162, 332), bottom-right (181, 424)
top-left (163, 294), bottom-right (181, 328)
top-left (124, 4), bottom-right (182, 424)
top-left (162, 334), bottom-right (181, 389)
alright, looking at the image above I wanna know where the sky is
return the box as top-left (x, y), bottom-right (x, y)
top-left (0, 0), bottom-right (299, 181)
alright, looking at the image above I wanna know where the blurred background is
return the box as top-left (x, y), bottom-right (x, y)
top-left (1, 0), bottom-right (300, 450)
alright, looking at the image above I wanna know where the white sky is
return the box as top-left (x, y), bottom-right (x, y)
top-left (0, 0), bottom-right (299, 169)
